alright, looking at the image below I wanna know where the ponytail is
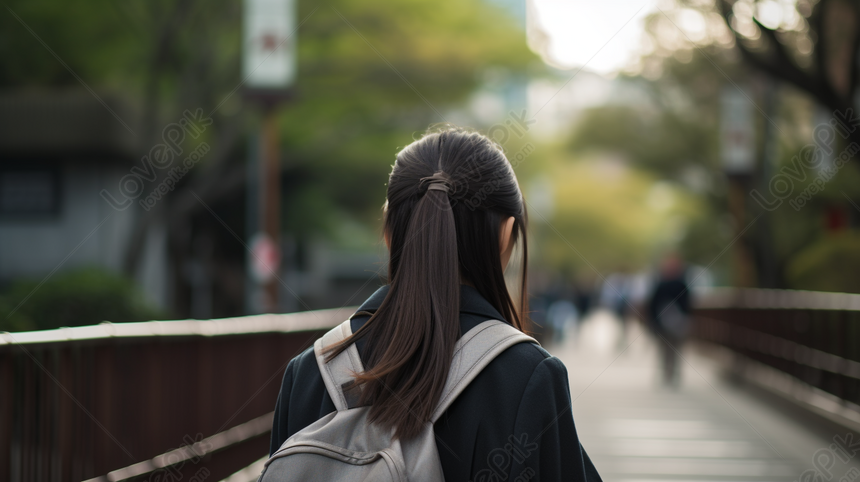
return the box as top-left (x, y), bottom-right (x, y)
top-left (326, 174), bottom-right (460, 440)
top-left (326, 127), bottom-right (528, 440)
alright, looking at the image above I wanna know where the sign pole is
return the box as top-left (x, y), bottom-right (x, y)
top-left (243, 0), bottom-right (296, 314)
top-left (261, 106), bottom-right (281, 311)
top-left (720, 86), bottom-right (757, 288)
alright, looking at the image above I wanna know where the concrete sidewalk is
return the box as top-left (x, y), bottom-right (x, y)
top-left (550, 309), bottom-right (860, 482)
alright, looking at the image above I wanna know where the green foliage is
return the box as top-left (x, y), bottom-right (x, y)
top-left (561, 72), bottom-right (727, 275)
top-left (786, 232), bottom-right (860, 294)
top-left (0, 268), bottom-right (165, 332)
top-left (529, 155), bottom-right (701, 276)
top-left (568, 104), bottom-right (717, 177)
top-left (2, 0), bottom-right (536, 243)
top-left (281, 174), bottom-right (341, 237)
top-left (0, 0), bottom-right (140, 87)
top-left (560, 52), bottom-right (740, 276)
top-left (678, 209), bottom-right (732, 282)
top-left (735, 100), bottom-right (860, 291)
top-left (280, 0), bottom-right (535, 224)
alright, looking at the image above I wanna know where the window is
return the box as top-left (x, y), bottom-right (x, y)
top-left (0, 168), bottom-right (59, 216)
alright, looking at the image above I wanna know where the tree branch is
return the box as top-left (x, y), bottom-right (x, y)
top-left (718, 0), bottom-right (844, 111)
top-left (846, 1), bottom-right (860, 105)
top-left (122, 111), bottom-right (246, 274)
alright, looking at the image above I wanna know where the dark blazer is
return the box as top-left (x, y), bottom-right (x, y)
top-left (270, 285), bottom-right (602, 482)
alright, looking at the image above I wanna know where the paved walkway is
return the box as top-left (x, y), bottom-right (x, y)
top-left (552, 310), bottom-right (860, 482)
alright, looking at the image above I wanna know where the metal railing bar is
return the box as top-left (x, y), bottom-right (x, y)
top-left (0, 307), bottom-right (355, 347)
top-left (694, 287), bottom-right (860, 311)
top-left (699, 317), bottom-right (860, 379)
top-left (83, 412), bottom-right (274, 482)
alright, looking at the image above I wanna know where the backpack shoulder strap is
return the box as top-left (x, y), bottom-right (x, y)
top-left (313, 320), bottom-right (365, 411)
top-left (430, 320), bottom-right (538, 423)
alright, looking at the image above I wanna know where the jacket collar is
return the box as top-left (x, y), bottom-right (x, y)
top-left (353, 284), bottom-right (506, 322)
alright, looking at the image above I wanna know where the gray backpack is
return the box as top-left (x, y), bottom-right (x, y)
top-left (259, 319), bottom-right (537, 482)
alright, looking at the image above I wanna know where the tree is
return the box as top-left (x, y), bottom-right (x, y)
top-left (2, 0), bottom-right (535, 316)
top-left (612, 0), bottom-right (860, 290)
top-left (716, 0), bottom-right (860, 145)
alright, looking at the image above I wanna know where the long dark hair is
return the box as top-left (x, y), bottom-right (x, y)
top-left (327, 126), bottom-right (529, 439)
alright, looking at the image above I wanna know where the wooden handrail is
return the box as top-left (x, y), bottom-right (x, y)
top-left (693, 287), bottom-right (860, 311)
top-left (0, 307), bottom-right (356, 347)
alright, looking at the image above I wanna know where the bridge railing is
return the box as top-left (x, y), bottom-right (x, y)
top-left (693, 287), bottom-right (860, 428)
top-left (0, 307), bottom-right (354, 482)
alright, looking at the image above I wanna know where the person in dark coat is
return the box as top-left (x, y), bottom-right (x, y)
top-left (269, 128), bottom-right (602, 481)
top-left (646, 253), bottom-right (690, 387)
top-left (271, 285), bottom-right (601, 481)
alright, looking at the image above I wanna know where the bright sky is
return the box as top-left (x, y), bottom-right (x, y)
top-left (531, 0), bottom-right (659, 75)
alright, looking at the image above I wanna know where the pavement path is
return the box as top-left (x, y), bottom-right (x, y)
top-left (552, 309), bottom-right (860, 482)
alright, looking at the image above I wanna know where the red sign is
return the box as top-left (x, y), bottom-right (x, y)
top-left (250, 232), bottom-right (281, 283)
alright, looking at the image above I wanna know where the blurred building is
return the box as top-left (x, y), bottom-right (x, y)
top-left (0, 90), bottom-right (386, 319)
top-left (0, 91), bottom-right (171, 309)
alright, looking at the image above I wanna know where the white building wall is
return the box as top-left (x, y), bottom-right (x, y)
top-left (0, 161), bottom-right (169, 311)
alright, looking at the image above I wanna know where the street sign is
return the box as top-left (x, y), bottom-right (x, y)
top-left (243, 0), bottom-right (297, 90)
top-left (720, 87), bottom-right (755, 175)
top-left (249, 232), bottom-right (281, 284)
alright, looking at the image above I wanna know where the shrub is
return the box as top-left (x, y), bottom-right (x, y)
top-left (786, 232), bottom-right (860, 294)
top-left (0, 267), bottom-right (165, 332)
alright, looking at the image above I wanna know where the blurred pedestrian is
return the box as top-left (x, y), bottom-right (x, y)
top-left (647, 253), bottom-right (690, 387)
top-left (600, 272), bottom-right (629, 321)
top-left (600, 270), bottom-right (633, 349)
top-left (547, 298), bottom-right (579, 343)
top-left (573, 281), bottom-right (593, 318)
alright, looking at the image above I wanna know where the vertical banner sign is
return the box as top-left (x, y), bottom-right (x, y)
top-left (720, 87), bottom-right (755, 175)
top-left (243, 0), bottom-right (297, 90)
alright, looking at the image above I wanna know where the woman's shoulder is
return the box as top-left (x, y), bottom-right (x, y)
top-left (278, 343), bottom-right (336, 414)
top-left (500, 337), bottom-right (553, 364)
top-left (481, 338), bottom-right (567, 388)
top-left (283, 344), bottom-right (321, 385)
